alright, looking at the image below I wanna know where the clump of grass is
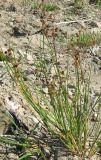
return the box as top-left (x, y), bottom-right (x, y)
top-left (70, 31), bottom-right (101, 47)
top-left (32, 2), bottom-right (58, 11)
top-left (2, 39), bottom-right (101, 159)
top-left (31, 3), bottom-right (39, 10)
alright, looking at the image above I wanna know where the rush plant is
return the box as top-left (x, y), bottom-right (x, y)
top-left (1, 37), bottom-right (101, 159)
top-left (1, 0), bottom-right (101, 158)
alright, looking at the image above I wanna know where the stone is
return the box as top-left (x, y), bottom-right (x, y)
top-left (89, 21), bottom-right (99, 28)
top-left (33, 19), bottom-right (42, 28)
top-left (42, 87), bottom-right (49, 94)
top-left (7, 4), bottom-right (16, 12)
top-left (91, 112), bottom-right (98, 122)
top-left (15, 16), bottom-right (23, 23)
top-left (27, 54), bottom-right (34, 64)
top-left (12, 26), bottom-right (26, 37)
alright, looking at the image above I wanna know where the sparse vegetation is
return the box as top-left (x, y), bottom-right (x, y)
top-left (70, 31), bottom-right (101, 47)
top-left (32, 2), bottom-right (58, 11)
top-left (1, 33), bottom-right (101, 159)
top-left (0, 0), bottom-right (101, 159)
